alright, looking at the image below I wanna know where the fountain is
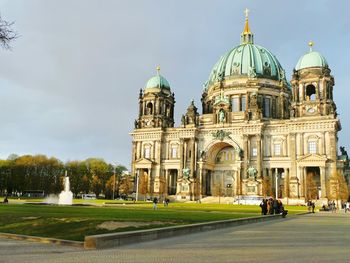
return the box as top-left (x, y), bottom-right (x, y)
top-left (58, 171), bottom-right (73, 205)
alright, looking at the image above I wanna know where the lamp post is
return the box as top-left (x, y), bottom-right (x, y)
top-left (275, 168), bottom-right (278, 199)
top-left (135, 169), bottom-right (140, 202)
top-left (112, 166), bottom-right (116, 200)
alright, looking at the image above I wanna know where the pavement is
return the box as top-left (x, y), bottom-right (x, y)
top-left (0, 212), bottom-right (349, 263)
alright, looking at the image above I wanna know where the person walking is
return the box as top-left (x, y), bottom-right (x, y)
top-left (311, 201), bottom-right (315, 213)
top-left (273, 199), bottom-right (279, 215)
top-left (153, 197), bottom-right (158, 210)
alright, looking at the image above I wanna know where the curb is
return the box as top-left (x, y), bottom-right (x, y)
top-left (85, 214), bottom-right (283, 249)
top-left (0, 233), bottom-right (84, 248)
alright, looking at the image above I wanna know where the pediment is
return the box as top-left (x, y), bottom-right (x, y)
top-left (135, 158), bottom-right (153, 165)
top-left (297, 154), bottom-right (327, 163)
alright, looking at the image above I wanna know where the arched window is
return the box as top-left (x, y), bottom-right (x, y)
top-left (306, 85), bottom-right (316, 101)
top-left (216, 146), bottom-right (235, 164)
top-left (146, 102), bottom-right (153, 115)
top-left (263, 97), bottom-right (271, 118)
top-left (144, 146), bottom-right (151, 158)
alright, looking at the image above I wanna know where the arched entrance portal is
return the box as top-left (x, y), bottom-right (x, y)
top-left (202, 141), bottom-right (242, 197)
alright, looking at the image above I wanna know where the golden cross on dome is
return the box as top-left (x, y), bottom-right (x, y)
top-left (308, 41), bottom-right (314, 52)
top-left (244, 8), bottom-right (250, 19)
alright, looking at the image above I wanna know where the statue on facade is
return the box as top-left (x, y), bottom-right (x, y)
top-left (247, 166), bottom-right (258, 180)
top-left (340, 146), bottom-right (348, 158)
top-left (181, 114), bottom-right (186, 125)
top-left (182, 167), bottom-right (190, 181)
top-left (219, 109), bottom-right (225, 123)
top-left (134, 119), bottom-right (139, 129)
top-left (248, 66), bottom-right (257, 78)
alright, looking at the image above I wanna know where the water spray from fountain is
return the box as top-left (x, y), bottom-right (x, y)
top-left (58, 170), bottom-right (73, 205)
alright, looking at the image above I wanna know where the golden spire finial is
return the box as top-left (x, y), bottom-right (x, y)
top-left (308, 41), bottom-right (314, 52)
top-left (243, 8), bottom-right (251, 35)
top-left (244, 8), bottom-right (250, 19)
top-left (156, 66), bottom-right (160, 74)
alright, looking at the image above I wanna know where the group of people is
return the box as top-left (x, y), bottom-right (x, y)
top-left (152, 197), bottom-right (170, 210)
top-left (259, 198), bottom-right (286, 216)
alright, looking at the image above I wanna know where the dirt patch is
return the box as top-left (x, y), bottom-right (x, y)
top-left (96, 221), bottom-right (166, 230)
top-left (54, 218), bottom-right (89, 223)
top-left (22, 217), bottom-right (39, 220)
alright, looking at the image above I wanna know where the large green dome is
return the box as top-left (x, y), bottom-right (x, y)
top-left (207, 43), bottom-right (286, 85)
top-left (295, 51), bottom-right (328, 71)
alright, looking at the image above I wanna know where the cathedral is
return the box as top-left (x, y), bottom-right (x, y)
top-left (130, 12), bottom-right (349, 203)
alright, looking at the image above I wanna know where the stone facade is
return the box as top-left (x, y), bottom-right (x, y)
top-left (130, 15), bottom-right (349, 203)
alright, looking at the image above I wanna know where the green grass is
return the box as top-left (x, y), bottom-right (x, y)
top-left (0, 202), bottom-right (307, 241)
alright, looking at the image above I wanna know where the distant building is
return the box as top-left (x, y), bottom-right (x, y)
top-left (130, 12), bottom-right (349, 202)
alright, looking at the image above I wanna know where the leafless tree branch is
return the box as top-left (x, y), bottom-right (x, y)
top-left (0, 14), bottom-right (18, 50)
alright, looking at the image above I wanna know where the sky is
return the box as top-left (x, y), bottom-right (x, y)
top-left (0, 0), bottom-right (349, 169)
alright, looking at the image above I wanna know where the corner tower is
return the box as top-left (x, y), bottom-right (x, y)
top-left (291, 42), bottom-right (336, 118)
top-left (135, 67), bottom-right (175, 129)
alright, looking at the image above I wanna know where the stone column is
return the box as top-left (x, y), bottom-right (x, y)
top-left (166, 141), bottom-right (170, 159)
top-left (284, 168), bottom-right (289, 198)
top-left (256, 135), bottom-right (262, 178)
top-left (198, 162), bottom-right (203, 199)
top-left (320, 166), bottom-right (326, 198)
top-left (268, 168), bottom-right (273, 194)
top-left (329, 131), bottom-right (337, 175)
top-left (289, 133), bottom-right (297, 179)
top-left (320, 134), bottom-right (325, 155)
top-left (243, 135), bottom-right (249, 179)
top-left (190, 139), bottom-right (195, 178)
top-left (179, 139), bottom-right (184, 178)
top-left (303, 167), bottom-right (307, 199)
top-left (165, 169), bottom-right (169, 196)
top-left (237, 169), bottom-right (241, 195)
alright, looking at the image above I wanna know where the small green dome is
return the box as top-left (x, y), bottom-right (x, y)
top-left (295, 51), bottom-right (328, 71)
top-left (145, 74), bottom-right (170, 91)
top-left (207, 43), bottom-right (286, 86)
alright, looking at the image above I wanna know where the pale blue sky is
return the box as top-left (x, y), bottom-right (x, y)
top-left (0, 0), bottom-right (348, 169)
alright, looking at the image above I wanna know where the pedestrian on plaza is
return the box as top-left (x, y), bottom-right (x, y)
top-left (3, 196), bottom-right (8, 204)
top-left (331, 200), bottom-right (336, 213)
top-left (163, 198), bottom-right (169, 207)
top-left (312, 201), bottom-right (315, 213)
top-left (307, 200), bottom-right (312, 212)
top-left (268, 198), bottom-right (274, 215)
top-left (345, 202), bottom-right (350, 213)
top-left (273, 199), bottom-right (279, 214)
top-left (277, 199), bottom-right (283, 214)
top-left (153, 197), bottom-right (158, 210)
top-left (262, 199), bottom-right (268, 215)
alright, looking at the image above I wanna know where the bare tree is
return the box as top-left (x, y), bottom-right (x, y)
top-left (327, 172), bottom-right (349, 208)
top-left (305, 173), bottom-right (318, 201)
top-left (262, 176), bottom-right (272, 197)
top-left (0, 14), bottom-right (17, 49)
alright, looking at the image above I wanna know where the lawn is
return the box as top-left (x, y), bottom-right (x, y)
top-left (0, 201), bottom-right (307, 241)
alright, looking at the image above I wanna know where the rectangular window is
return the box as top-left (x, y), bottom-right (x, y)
top-left (274, 144), bottom-right (281, 156)
top-left (144, 148), bottom-right (150, 158)
top-left (171, 147), bottom-right (177, 158)
top-left (231, 97), bottom-right (240, 112)
top-left (264, 97), bottom-right (271, 118)
top-left (241, 96), bottom-right (246, 111)
top-left (308, 141), bottom-right (317, 154)
top-left (252, 147), bottom-right (258, 157)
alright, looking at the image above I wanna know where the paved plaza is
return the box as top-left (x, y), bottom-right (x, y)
top-left (0, 213), bottom-right (349, 263)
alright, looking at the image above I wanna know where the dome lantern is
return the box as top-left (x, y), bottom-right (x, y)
top-left (241, 8), bottom-right (254, 44)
